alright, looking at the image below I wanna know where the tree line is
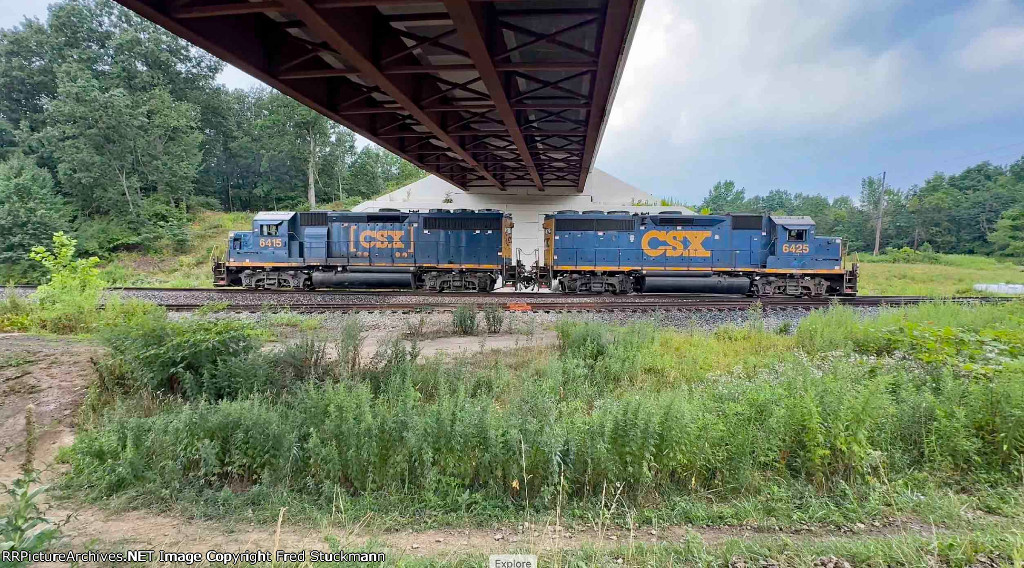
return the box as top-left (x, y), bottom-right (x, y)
top-left (698, 159), bottom-right (1024, 257)
top-left (0, 0), bottom-right (423, 278)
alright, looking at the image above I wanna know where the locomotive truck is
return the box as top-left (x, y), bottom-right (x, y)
top-left (214, 209), bottom-right (857, 296)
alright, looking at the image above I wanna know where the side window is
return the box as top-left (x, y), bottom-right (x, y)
top-left (787, 229), bottom-right (806, 241)
top-left (260, 223), bottom-right (280, 236)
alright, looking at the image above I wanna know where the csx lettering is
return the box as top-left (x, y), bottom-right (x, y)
top-left (782, 243), bottom-right (810, 254)
top-left (641, 230), bottom-right (712, 257)
top-left (259, 238), bottom-right (283, 247)
top-left (359, 230), bottom-right (405, 249)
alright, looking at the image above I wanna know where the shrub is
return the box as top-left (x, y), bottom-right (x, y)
top-left (0, 286), bottom-right (32, 332)
top-left (336, 317), bottom-right (363, 373)
top-left (275, 336), bottom-right (335, 385)
top-left (452, 305), bottom-right (477, 335)
top-left (483, 305), bottom-right (504, 333)
top-left (100, 313), bottom-right (261, 400)
top-left (28, 232), bottom-right (105, 334)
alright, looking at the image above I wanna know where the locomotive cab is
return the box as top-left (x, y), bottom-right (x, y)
top-left (757, 216), bottom-right (855, 296)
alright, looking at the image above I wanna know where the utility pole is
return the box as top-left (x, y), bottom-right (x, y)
top-left (873, 171), bottom-right (886, 256)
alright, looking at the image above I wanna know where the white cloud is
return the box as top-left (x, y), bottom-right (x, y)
top-left (957, 26), bottom-right (1024, 71)
top-left (604, 0), bottom-right (910, 156)
top-left (217, 64), bottom-right (265, 91)
top-left (595, 0), bottom-right (1024, 199)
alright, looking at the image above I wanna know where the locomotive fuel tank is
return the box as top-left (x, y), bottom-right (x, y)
top-left (639, 276), bottom-right (751, 294)
top-left (310, 271), bottom-right (416, 289)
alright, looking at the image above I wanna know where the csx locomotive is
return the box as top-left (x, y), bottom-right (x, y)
top-left (214, 209), bottom-right (858, 296)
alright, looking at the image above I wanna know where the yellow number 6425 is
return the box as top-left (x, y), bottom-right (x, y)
top-left (783, 244), bottom-right (809, 254)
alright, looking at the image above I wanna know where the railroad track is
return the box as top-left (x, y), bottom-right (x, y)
top-left (159, 295), bottom-right (1009, 313)
top-left (6, 286), bottom-right (1012, 312)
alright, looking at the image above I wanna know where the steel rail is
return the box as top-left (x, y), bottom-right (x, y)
top-left (148, 296), bottom-right (1011, 313)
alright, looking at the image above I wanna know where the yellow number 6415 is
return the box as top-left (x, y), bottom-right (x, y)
top-left (259, 238), bottom-right (283, 247)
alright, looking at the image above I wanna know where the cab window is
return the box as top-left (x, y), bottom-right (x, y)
top-left (260, 223), bottom-right (280, 236)
top-left (787, 229), bottom-right (806, 241)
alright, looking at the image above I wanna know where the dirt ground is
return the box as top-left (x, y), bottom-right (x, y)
top-left (360, 328), bottom-right (557, 361)
top-left (0, 334), bottom-right (97, 485)
top-left (0, 333), bottom-right (951, 562)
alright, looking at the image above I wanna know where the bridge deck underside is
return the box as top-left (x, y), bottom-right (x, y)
top-left (115, 0), bottom-right (644, 193)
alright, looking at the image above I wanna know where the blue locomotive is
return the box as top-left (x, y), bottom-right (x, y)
top-left (213, 209), bottom-right (513, 291)
top-left (542, 211), bottom-right (857, 296)
top-left (215, 209), bottom-right (857, 296)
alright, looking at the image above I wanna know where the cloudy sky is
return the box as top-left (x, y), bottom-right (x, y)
top-left (4, 0), bottom-right (1024, 202)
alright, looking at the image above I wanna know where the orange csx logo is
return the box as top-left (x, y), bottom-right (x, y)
top-left (641, 230), bottom-right (712, 257)
top-left (359, 230), bottom-right (406, 249)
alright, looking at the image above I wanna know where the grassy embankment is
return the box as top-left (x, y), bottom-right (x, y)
top-left (95, 211), bottom-right (252, 288)
top-left (854, 248), bottom-right (1024, 296)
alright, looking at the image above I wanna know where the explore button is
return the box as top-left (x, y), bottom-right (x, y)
top-left (490, 554), bottom-right (538, 568)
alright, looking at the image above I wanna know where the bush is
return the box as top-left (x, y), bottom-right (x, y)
top-left (483, 305), bottom-right (504, 333)
top-left (0, 286), bottom-right (32, 332)
top-left (452, 305), bottom-right (477, 335)
top-left (880, 246), bottom-right (941, 265)
top-left (99, 312), bottom-right (261, 400)
top-left (28, 232), bottom-right (105, 333)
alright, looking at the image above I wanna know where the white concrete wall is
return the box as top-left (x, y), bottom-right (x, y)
top-left (354, 169), bottom-right (692, 262)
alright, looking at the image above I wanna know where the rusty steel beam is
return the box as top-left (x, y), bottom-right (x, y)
top-left (278, 68), bottom-right (360, 79)
top-left (444, 0), bottom-right (542, 191)
top-left (171, 1), bottom-right (284, 18)
top-left (578, 0), bottom-right (636, 193)
top-left (116, 0), bottom-right (643, 193)
top-left (276, 0), bottom-right (505, 189)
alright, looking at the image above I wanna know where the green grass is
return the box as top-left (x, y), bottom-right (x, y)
top-left (55, 300), bottom-right (1024, 538)
top-left (0, 351), bottom-right (34, 369)
top-left (98, 211), bottom-right (252, 288)
top-left (854, 250), bottom-right (1024, 296)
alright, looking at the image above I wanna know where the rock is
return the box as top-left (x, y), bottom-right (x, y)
top-left (493, 534), bottom-right (503, 541)
top-left (608, 535), bottom-right (617, 541)
top-left (729, 557), bottom-right (747, 568)
top-left (434, 538), bottom-right (443, 543)
top-left (410, 544), bottom-right (420, 550)
top-left (812, 556), bottom-right (851, 568)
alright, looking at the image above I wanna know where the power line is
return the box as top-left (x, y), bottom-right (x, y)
top-left (941, 140), bottom-right (1024, 163)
